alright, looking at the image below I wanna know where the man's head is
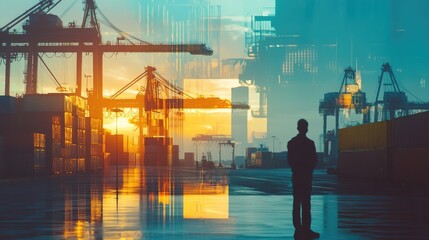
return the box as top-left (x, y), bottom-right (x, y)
top-left (297, 119), bottom-right (308, 134)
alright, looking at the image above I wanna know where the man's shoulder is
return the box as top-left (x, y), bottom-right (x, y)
top-left (288, 136), bottom-right (298, 145)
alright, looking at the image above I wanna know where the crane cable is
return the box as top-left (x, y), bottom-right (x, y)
top-left (109, 70), bottom-right (148, 99)
top-left (154, 71), bottom-right (194, 99)
top-left (37, 54), bottom-right (66, 91)
top-left (395, 77), bottom-right (424, 102)
top-left (95, 7), bottom-right (152, 45)
top-left (59, 0), bottom-right (78, 19)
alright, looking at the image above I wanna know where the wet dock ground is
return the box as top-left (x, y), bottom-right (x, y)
top-left (1, 167), bottom-right (429, 239)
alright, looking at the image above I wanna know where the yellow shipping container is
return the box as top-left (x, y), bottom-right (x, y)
top-left (338, 121), bottom-right (390, 151)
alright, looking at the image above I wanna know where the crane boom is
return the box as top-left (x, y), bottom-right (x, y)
top-left (0, 43), bottom-right (213, 55)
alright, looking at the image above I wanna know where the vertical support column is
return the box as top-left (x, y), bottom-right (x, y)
top-left (323, 113), bottom-right (328, 161)
top-left (92, 47), bottom-right (103, 120)
top-left (5, 44), bottom-right (11, 96)
top-left (25, 43), bottom-right (39, 94)
top-left (32, 51), bottom-right (38, 93)
top-left (219, 144), bottom-right (222, 167)
top-left (382, 105), bottom-right (388, 121)
top-left (138, 105), bottom-right (144, 164)
top-left (334, 107), bottom-right (340, 161)
top-left (232, 144), bottom-right (235, 168)
top-left (76, 51), bottom-right (83, 96)
top-left (389, 109), bottom-right (395, 120)
top-left (374, 104), bottom-right (379, 123)
top-left (363, 106), bottom-right (370, 124)
top-left (25, 50), bottom-right (34, 94)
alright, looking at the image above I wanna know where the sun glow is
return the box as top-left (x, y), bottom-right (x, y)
top-left (103, 116), bottom-right (136, 134)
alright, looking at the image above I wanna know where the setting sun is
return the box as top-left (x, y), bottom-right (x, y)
top-left (103, 116), bottom-right (136, 134)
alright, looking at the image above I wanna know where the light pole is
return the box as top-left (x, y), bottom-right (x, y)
top-left (111, 108), bottom-right (123, 201)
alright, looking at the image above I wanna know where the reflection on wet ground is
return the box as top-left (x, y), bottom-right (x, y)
top-left (1, 167), bottom-right (429, 239)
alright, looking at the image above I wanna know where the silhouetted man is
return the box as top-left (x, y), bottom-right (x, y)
top-left (287, 119), bottom-right (319, 239)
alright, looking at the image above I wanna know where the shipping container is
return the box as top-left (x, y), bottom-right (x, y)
top-left (23, 94), bottom-right (72, 113)
top-left (0, 136), bottom-right (4, 177)
top-left (390, 111), bottom-right (429, 149)
top-left (64, 158), bottom-right (76, 174)
top-left (89, 155), bottom-right (103, 171)
top-left (246, 147), bottom-right (257, 159)
top-left (52, 157), bottom-right (63, 174)
top-left (172, 145), bottom-right (179, 166)
top-left (0, 132), bottom-right (46, 178)
top-left (391, 148), bottom-right (429, 185)
top-left (74, 115), bottom-right (86, 130)
top-left (338, 111), bottom-right (429, 184)
top-left (245, 147), bottom-right (258, 168)
top-left (338, 149), bottom-right (388, 180)
top-left (77, 158), bottom-right (85, 172)
top-left (86, 117), bottom-right (102, 132)
top-left (184, 152), bottom-right (195, 167)
top-left (0, 96), bottom-right (17, 114)
top-left (73, 129), bottom-right (86, 144)
top-left (338, 121), bottom-right (390, 151)
top-left (71, 95), bottom-right (87, 117)
top-left (64, 112), bottom-right (73, 127)
top-left (141, 137), bottom-right (172, 166)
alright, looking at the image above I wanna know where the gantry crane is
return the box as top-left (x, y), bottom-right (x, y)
top-left (319, 66), bottom-right (369, 163)
top-left (373, 63), bottom-right (407, 122)
top-left (0, 0), bottom-right (213, 121)
top-left (372, 62), bottom-right (429, 122)
top-left (102, 66), bottom-right (248, 166)
top-left (104, 66), bottom-right (249, 138)
top-left (218, 140), bottom-right (235, 169)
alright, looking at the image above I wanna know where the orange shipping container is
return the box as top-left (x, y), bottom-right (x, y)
top-left (338, 121), bottom-right (390, 151)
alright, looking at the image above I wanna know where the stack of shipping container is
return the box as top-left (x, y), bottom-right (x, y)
top-left (85, 117), bottom-right (103, 171)
top-left (142, 137), bottom-right (173, 166)
top-left (72, 96), bottom-right (86, 172)
top-left (338, 111), bottom-right (429, 184)
top-left (23, 94), bottom-right (76, 174)
top-left (245, 147), bottom-right (288, 169)
top-left (0, 94), bottom-right (104, 178)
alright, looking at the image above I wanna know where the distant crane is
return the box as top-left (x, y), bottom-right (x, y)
top-left (218, 140), bottom-right (236, 169)
top-left (319, 63), bottom-right (429, 164)
top-left (319, 66), bottom-right (369, 164)
top-left (104, 66), bottom-right (249, 139)
top-left (371, 63), bottom-right (429, 121)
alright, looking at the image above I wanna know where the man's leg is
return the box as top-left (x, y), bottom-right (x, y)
top-left (292, 193), bottom-right (301, 229)
top-left (301, 192), bottom-right (311, 231)
top-left (301, 179), bottom-right (320, 238)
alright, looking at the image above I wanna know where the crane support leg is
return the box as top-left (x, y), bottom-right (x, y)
top-left (5, 47), bottom-right (10, 96)
top-left (76, 51), bottom-right (83, 96)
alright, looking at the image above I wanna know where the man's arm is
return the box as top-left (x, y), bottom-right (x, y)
top-left (287, 141), bottom-right (296, 169)
top-left (310, 141), bottom-right (318, 169)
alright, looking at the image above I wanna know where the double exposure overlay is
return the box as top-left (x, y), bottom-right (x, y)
top-left (1, 1), bottom-right (429, 239)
